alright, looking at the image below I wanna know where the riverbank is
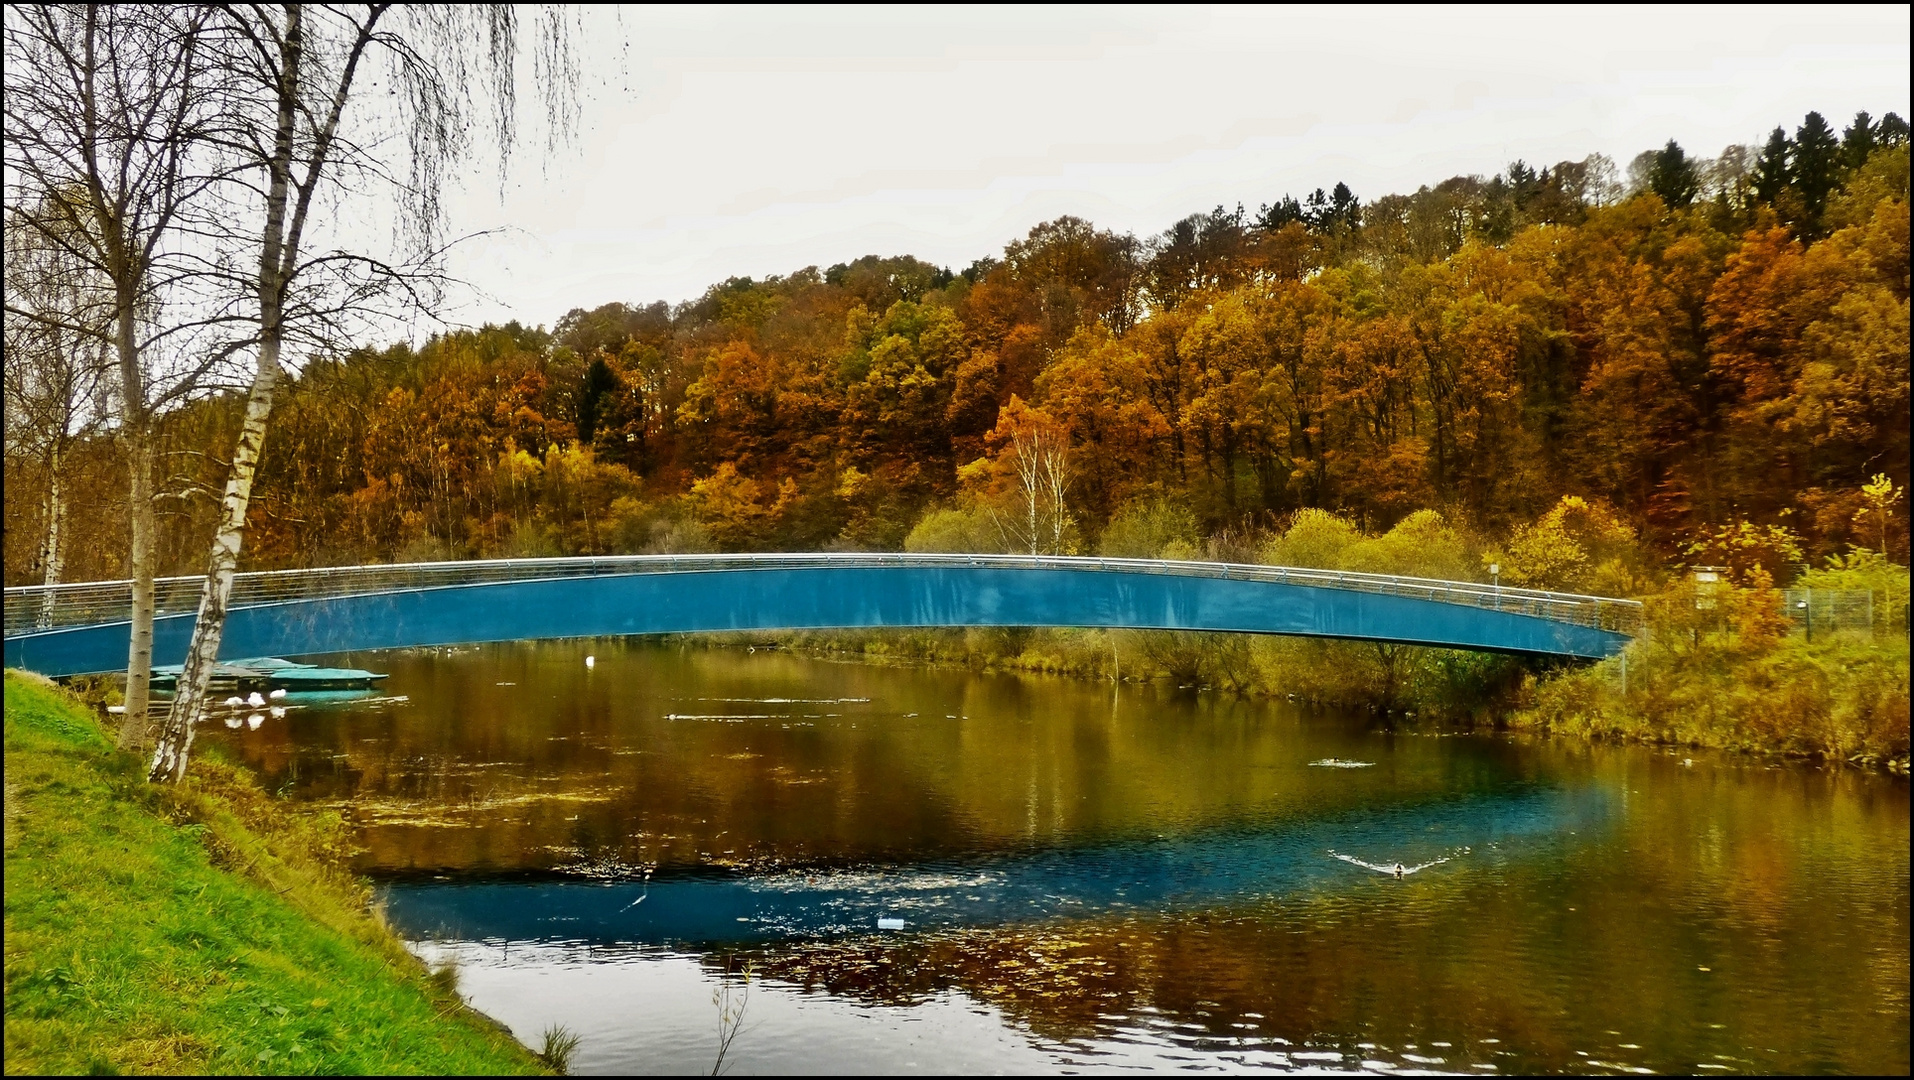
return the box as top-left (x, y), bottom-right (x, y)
top-left (1516, 626), bottom-right (1910, 769)
top-left (758, 615), bottom-right (1909, 768)
top-left (2, 672), bottom-right (549, 1075)
top-left (774, 626), bottom-right (1530, 714)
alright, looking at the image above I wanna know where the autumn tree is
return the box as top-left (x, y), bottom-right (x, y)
top-left (19, 100), bottom-right (1904, 623)
top-left (1035, 326), bottom-right (1169, 523)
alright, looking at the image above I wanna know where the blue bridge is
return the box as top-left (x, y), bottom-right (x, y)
top-left (2, 554), bottom-right (1640, 678)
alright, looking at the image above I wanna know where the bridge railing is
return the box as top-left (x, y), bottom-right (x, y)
top-left (5, 553), bottom-right (1643, 639)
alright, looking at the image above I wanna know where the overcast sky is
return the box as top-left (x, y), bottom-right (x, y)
top-left (433, 4), bottom-right (1912, 329)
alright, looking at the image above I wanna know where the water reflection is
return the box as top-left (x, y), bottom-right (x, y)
top-left (219, 640), bottom-right (1563, 879)
top-left (202, 639), bottom-right (1910, 1076)
top-left (384, 784), bottom-right (1606, 945)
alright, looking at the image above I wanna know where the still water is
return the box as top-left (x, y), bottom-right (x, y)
top-left (204, 638), bottom-right (1911, 1075)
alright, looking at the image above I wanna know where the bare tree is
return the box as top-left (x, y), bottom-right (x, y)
top-left (1041, 433), bottom-right (1072, 555)
top-left (150, 4), bottom-right (582, 781)
top-left (3, 200), bottom-right (112, 621)
top-left (4, 4), bottom-right (243, 745)
top-left (991, 424), bottom-right (1075, 556)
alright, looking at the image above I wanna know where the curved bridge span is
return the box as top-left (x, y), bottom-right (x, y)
top-left (3, 554), bottom-right (1640, 678)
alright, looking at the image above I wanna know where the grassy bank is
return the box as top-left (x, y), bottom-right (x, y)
top-left (3, 672), bottom-right (547, 1075)
top-left (1514, 596), bottom-right (1910, 768)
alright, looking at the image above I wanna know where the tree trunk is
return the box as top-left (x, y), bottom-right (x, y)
top-left (119, 426), bottom-right (156, 748)
top-left (148, 2), bottom-right (302, 783)
top-left (147, 356), bottom-right (279, 782)
top-left (1026, 467), bottom-right (1039, 556)
top-left (36, 443), bottom-right (68, 628)
top-left (103, 112), bottom-right (159, 749)
top-left (1042, 441), bottom-right (1070, 556)
top-left (1373, 642), bottom-right (1400, 710)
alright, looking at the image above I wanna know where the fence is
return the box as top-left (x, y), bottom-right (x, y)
top-left (5, 552), bottom-right (1644, 640)
top-left (1780, 588), bottom-right (1876, 640)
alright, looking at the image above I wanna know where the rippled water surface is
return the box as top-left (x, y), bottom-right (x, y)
top-left (204, 639), bottom-right (1911, 1075)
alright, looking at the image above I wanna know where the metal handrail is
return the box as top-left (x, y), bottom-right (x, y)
top-left (5, 552), bottom-right (1644, 638)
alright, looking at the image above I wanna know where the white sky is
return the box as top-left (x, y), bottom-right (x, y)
top-left (434, 4), bottom-right (1912, 328)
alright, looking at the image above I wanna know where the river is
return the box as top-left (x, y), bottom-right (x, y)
top-left (200, 637), bottom-right (1911, 1075)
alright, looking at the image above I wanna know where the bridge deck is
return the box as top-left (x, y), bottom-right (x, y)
top-left (4, 554), bottom-right (1641, 677)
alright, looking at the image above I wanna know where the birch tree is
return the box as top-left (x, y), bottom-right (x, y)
top-left (990, 422), bottom-right (1075, 556)
top-left (2, 201), bottom-right (112, 620)
top-left (4, 4), bottom-right (240, 744)
top-left (149, 4), bottom-right (580, 781)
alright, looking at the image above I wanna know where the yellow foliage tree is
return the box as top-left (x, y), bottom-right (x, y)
top-left (1492, 496), bottom-right (1643, 594)
top-left (1855, 473), bottom-right (1903, 555)
top-left (691, 462), bottom-right (771, 549)
top-left (1684, 519), bottom-right (1806, 587)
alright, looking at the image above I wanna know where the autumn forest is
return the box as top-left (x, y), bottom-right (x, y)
top-left (14, 5), bottom-right (1914, 1076)
top-left (6, 109), bottom-right (1909, 601)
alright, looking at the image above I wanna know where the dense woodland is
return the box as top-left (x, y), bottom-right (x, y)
top-left (6, 109), bottom-right (1909, 591)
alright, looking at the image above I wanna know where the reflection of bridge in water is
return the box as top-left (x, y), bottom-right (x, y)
top-left (3, 553), bottom-right (1641, 678)
top-left (382, 783), bottom-right (1611, 946)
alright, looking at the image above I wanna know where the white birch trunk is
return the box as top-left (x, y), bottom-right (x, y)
top-left (147, 357), bottom-right (279, 781)
top-left (148, 4), bottom-right (304, 782)
top-left (1019, 434), bottom-right (1040, 555)
top-left (36, 444), bottom-right (67, 627)
top-left (1041, 441), bottom-right (1071, 556)
top-left (119, 427), bottom-right (156, 747)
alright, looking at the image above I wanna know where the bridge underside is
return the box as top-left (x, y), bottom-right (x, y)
top-left (3, 566), bottom-right (1629, 678)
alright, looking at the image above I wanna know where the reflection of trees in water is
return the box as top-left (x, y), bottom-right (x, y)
top-left (704, 874), bottom-right (1506, 1047)
top-left (706, 837), bottom-right (1909, 1080)
top-left (712, 904), bottom-right (1541, 1056)
top-left (216, 642), bottom-right (1463, 876)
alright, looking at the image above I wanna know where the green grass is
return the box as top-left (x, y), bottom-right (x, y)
top-left (1516, 630), bottom-right (1911, 766)
top-left (3, 671), bottom-right (547, 1075)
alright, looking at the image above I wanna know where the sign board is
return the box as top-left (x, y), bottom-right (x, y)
top-left (1692, 565), bottom-right (1726, 609)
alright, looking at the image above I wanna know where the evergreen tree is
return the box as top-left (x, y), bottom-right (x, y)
top-left (1842, 110), bottom-right (1878, 170)
top-left (1329, 182), bottom-right (1362, 230)
top-left (1879, 112), bottom-right (1910, 147)
top-left (1304, 188), bottom-right (1331, 231)
top-left (1505, 160), bottom-right (1540, 208)
top-left (577, 357), bottom-right (620, 444)
top-left (1790, 111), bottom-right (1842, 228)
top-left (1752, 126), bottom-right (1791, 205)
top-left (1647, 139), bottom-right (1699, 208)
top-left (1256, 195), bottom-right (1304, 231)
